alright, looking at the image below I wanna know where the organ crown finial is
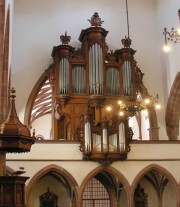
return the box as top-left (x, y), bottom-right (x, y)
top-left (60, 32), bottom-right (71, 45)
top-left (88, 12), bottom-right (104, 27)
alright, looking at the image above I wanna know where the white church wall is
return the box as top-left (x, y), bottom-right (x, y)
top-left (6, 142), bottom-right (180, 161)
top-left (6, 142), bottom-right (180, 186)
top-left (156, 0), bottom-right (180, 139)
top-left (157, 0), bottom-right (180, 99)
top-left (32, 113), bottom-right (52, 139)
top-left (11, 0), bottom-right (167, 139)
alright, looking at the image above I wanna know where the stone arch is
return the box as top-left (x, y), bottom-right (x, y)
top-left (166, 72), bottom-right (180, 140)
top-left (0, 3), bottom-right (10, 123)
top-left (79, 165), bottom-right (133, 207)
top-left (24, 71), bottom-right (49, 125)
top-left (26, 164), bottom-right (79, 207)
top-left (131, 163), bottom-right (180, 207)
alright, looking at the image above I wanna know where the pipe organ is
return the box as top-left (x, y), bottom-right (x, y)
top-left (48, 12), bottom-right (145, 163)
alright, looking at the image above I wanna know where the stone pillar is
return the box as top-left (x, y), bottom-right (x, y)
top-left (148, 127), bottom-right (160, 140)
top-left (0, 0), bottom-right (6, 123)
top-left (147, 105), bottom-right (159, 140)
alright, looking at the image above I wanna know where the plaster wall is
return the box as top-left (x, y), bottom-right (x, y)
top-left (6, 142), bottom-right (180, 186)
top-left (156, 0), bottom-right (180, 99)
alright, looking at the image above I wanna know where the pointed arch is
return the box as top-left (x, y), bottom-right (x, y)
top-left (79, 165), bottom-right (133, 207)
top-left (0, 2), bottom-right (10, 123)
top-left (131, 163), bottom-right (180, 207)
top-left (24, 71), bottom-right (52, 126)
top-left (0, 0), bottom-right (5, 92)
top-left (166, 72), bottom-right (180, 140)
top-left (26, 164), bottom-right (79, 207)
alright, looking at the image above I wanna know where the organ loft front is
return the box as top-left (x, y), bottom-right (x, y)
top-left (46, 12), bottom-right (158, 163)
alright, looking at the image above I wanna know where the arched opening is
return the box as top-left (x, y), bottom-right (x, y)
top-left (26, 165), bottom-right (78, 207)
top-left (24, 71), bottom-right (52, 139)
top-left (0, 4), bottom-right (10, 124)
top-left (80, 167), bottom-right (132, 207)
top-left (132, 164), bottom-right (179, 207)
top-left (166, 72), bottom-right (180, 140)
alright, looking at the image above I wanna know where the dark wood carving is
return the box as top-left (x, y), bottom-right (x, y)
top-left (134, 184), bottom-right (148, 207)
top-left (0, 88), bottom-right (36, 153)
top-left (49, 13), bottom-right (146, 161)
top-left (0, 176), bottom-right (29, 207)
top-left (77, 106), bottom-right (133, 165)
top-left (88, 12), bottom-right (104, 27)
top-left (39, 188), bottom-right (58, 207)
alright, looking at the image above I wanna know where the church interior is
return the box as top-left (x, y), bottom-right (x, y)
top-left (0, 0), bottom-right (180, 207)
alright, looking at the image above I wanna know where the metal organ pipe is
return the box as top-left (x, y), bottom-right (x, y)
top-left (106, 68), bottom-right (120, 95)
top-left (89, 43), bottom-right (103, 95)
top-left (99, 45), bottom-right (103, 94)
top-left (119, 123), bottom-right (125, 153)
top-left (92, 133), bottom-right (101, 151)
top-left (85, 122), bottom-right (91, 153)
top-left (59, 58), bottom-right (69, 94)
top-left (109, 134), bottom-right (117, 151)
top-left (102, 128), bottom-right (108, 152)
top-left (95, 44), bottom-right (97, 94)
top-left (122, 60), bottom-right (132, 96)
top-left (72, 66), bottom-right (86, 93)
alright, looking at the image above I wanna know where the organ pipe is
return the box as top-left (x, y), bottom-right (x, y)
top-left (109, 134), bottom-right (118, 152)
top-left (102, 128), bottom-right (108, 152)
top-left (59, 58), bottom-right (69, 94)
top-left (72, 66), bottom-right (86, 94)
top-left (119, 123), bottom-right (125, 153)
top-left (93, 133), bottom-right (101, 151)
top-left (85, 122), bottom-right (91, 153)
top-left (89, 43), bottom-right (103, 95)
top-left (122, 60), bottom-right (132, 96)
top-left (106, 67), bottom-right (120, 95)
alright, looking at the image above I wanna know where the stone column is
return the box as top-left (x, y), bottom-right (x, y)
top-left (0, 0), bottom-right (5, 110)
top-left (0, 0), bottom-right (6, 177)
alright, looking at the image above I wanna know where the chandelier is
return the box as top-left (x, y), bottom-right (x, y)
top-left (106, 94), bottom-right (160, 117)
top-left (163, 9), bottom-right (180, 52)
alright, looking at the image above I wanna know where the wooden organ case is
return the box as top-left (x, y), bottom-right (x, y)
top-left (48, 12), bottom-right (145, 164)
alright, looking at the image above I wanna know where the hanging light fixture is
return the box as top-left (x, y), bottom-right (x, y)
top-left (106, 94), bottom-right (160, 117)
top-left (105, 0), bottom-right (161, 117)
top-left (163, 9), bottom-right (180, 52)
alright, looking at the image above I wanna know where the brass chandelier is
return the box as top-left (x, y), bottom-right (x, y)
top-left (106, 94), bottom-right (160, 117)
top-left (163, 9), bottom-right (180, 52)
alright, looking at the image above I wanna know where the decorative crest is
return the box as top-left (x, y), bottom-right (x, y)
top-left (88, 12), bottom-right (104, 27)
top-left (60, 32), bottom-right (71, 45)
top-left (121, 36), bottom-right (132, 48)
